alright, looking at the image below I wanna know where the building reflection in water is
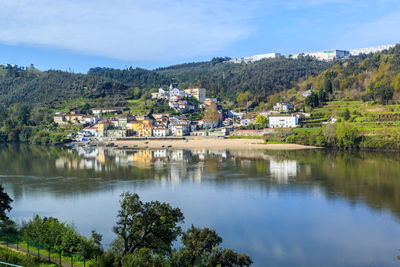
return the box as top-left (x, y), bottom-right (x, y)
top-left (55, 147), bottom-right (299, 186)
top-left (269, 159), bottom-right (298, 183)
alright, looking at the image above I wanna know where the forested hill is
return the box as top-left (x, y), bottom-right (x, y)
top-left (301, 45), bottom-right (400, 106)
top-left (91, 57), bottom-right (333, 101)
top-left (0, 56), bottom-right (332, 107)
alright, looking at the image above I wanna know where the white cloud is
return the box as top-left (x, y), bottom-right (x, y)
top-left (0, 0), bottom-right (256, 61)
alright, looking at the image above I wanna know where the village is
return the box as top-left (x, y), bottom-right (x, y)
top-left (53, 86), bottom-right (311, 142)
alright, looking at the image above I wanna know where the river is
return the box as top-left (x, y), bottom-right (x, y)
top-left (0, 144), bottom-right (399, 266)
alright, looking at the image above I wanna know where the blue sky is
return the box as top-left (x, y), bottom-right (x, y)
top-left (0, 0), bottom-right (399, 73)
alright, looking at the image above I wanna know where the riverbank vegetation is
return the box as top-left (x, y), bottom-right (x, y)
top-left (0, 186), bottom-right (252, 266)
top-left (0, 104), bottom-right (71, 145)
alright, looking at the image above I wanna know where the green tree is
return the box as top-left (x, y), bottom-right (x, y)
top-left (322, 124), bottom-right (337, 146)
top-left (336, 124), bottom-right (360, 149)
top-left (0, 185), bottom-right (13, 222)
top-left (323, 78), bottom-right (333, 94)
top-left (81, 103), bottom-right (91, 115)
top-left (113, 192), bottom-right (184, 256)
top-left (374, 85), bottom-right (394, 104)
top-left (255, 115), bottom-right (267, 127)
top-left (16, 104), bottom-right (31, 126)
top-left (305, 92), bottom-right (319, 108)
top-left (343, 108), bottom-right (351, 121)
top-left (121, 248), bottom-right (167, 267)
top-left (172, 225), bottom-right (252, 267)
top-left (236, 91), bottom-right (251, 107)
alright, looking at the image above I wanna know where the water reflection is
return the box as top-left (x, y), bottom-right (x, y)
top-left (0, 144), bottom-right (400, 266)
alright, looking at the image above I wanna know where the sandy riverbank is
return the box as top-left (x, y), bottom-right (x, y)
top-left (110, 138), bottom-right (319, 150)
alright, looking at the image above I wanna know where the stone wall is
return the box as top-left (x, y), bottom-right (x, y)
top-left (229, 129), bottom-right (274, 137)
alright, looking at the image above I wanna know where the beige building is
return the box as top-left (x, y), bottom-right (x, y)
top-left (137, 124), bottom-right (153, 137)
top-left (184, 88), bottom-right (206, 102)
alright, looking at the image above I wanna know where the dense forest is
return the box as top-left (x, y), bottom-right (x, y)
top-left (0, 56), bottom-right (333, 108)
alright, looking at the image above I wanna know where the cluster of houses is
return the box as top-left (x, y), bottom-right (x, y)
top-left (54, 107), bottom-right (229, 140)
top-left (151, 85), bottom-right (219, 113)
top-left (53, 90), bottom-right (313, 141)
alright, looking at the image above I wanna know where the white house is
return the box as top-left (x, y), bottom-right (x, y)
top-left (91, 107), bottom-right (125, 115)
top-left (170, 124), bottom-right (190, 136)
top-left (269, 115), bottom-right (299, 128)
top-left (169, 88), bottom-right (186, 98)
top-left (83, 116), bottom-right (101, 125)
top-left (153, 127), bottom-right (170, 137)
top-left (82, 126), bottom-right (98, 136)
top-left (273, 102), bottom-right (293, 112)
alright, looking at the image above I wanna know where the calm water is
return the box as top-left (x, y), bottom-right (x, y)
top-left (1, 144), bottom-right (400, 266)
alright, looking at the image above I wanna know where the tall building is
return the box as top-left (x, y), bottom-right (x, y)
top-left (184, 88), bottom-right (206, 102)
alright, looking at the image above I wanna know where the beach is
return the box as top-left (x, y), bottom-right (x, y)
top-left (110, 138), bottom-right (319, 150)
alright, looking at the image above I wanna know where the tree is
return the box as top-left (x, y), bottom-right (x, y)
top-left (172, 225), bottom-right (252, 267)
top-left (121, 248), bottom-right (167, 267)
top-left (305, 92), bottom-right (319, 108)
top-left (374, 85), bottom-right (394, 104)
top-left (322, 124), bottom-right (337, 146)
top-left (323, 78), bottom-right (333, 94)
top-left (16, 104), bottom-right (31, 126)
top-left (203, 103), bottom-right (220, 124)
top-left (255, 115), bottom-right (268, 128)
top-left (236, 91), bottom-right (251, 107)
top-left (336, 124), bottom-right (360, 149)
top-left (81, 103), bottom-right (91, 115)
top-left (207, 248), bottom-right (253, 267)
top-left (343, 108), bottom-right (350, 121)
top-left (0, 185), bottom-right (13, 222)
top-left (113, 192), bottom-right (184, 256)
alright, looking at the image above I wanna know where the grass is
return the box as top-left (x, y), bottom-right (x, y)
top-left (0, 237), bottom-right (94, 267)
top-left (0, 246), bottom-right (55, 267)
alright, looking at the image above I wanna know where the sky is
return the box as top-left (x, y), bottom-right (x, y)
top-left (0, 0), bottom-right (400, 73)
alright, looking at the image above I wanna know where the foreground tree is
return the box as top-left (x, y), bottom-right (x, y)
top-left (172, 225), bottom-right (252, 267)
top-left (113, 192), bottom-right (184, 256)
top-left (0, 184), bottom-right (13, 222)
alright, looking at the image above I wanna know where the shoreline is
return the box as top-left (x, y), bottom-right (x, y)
top-left (89, 138), bottom-right (320, 150)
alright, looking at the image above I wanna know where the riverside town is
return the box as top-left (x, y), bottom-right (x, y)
top-left (1, 2), bottom-right (400, 266)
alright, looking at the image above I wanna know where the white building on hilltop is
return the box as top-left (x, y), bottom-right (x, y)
top-left (269, 115), bottom-right (299, 128)
top-left (350, 44), bottom-right (396, 56)
top-left (291, 50), bottom-right (349, 61)
top-left (229, 53), bottom-right (282, 63)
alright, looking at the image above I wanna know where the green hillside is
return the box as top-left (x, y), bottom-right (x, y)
top-left (274, 44), bottom-right (400, 151)
top-left (0, 56), bottom-right (332, 108)
top-left (299, 45), bottom-right (400, 106)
